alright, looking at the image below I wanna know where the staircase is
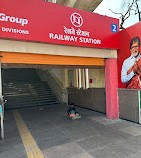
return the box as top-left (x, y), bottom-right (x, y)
top-left (2, 68), bottom-right (59, 110)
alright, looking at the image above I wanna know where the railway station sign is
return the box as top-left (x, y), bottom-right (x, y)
top-left (0, 0), bottom-right (119, 49)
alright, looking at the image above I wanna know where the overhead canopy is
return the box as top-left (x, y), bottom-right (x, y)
top-left (48, 0), bottom-right (103, 12)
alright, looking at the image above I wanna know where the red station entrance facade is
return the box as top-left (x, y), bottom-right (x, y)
top-left (0, 0), bottom-right (120, 119)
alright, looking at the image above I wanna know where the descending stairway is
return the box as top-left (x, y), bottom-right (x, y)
top-left (2, 68), bottom-right (59, 110)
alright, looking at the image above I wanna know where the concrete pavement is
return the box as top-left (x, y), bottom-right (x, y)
top-left (0, 104), bottom-right (141, 158)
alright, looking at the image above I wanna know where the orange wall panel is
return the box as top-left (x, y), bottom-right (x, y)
top-left (0, 52), bottom-right (105, 66)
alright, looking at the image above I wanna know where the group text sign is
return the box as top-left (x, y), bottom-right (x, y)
top-left (0, 0), bottom-right (119, 49)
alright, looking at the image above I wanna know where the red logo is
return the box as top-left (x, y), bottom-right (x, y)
top-left (70, 13), bottom-right (83, 27)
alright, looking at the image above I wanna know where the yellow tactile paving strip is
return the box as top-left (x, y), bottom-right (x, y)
top-left (13, 110), bottom-right (44, 158)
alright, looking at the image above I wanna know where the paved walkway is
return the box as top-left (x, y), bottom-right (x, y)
top-left (0, 104), bottom-right (141, 158)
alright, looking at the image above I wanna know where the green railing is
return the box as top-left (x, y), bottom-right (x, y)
top-left (0, 98), bottom-right (4, 140)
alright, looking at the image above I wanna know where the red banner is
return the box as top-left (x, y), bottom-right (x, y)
top-left (0, 0), bottom-right (119, 49)
top-left (118, 22), bottom-right (141, 88)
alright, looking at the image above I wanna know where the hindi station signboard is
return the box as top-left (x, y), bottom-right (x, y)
top-left (0, 0), bottom-right (119, 49)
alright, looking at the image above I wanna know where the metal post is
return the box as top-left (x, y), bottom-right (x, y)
top-left (85, 69), bottom-right (89, 89)
top-left (0, 59), bottom-right (4, 119)
top-left (75, 69), bottom-right (79, 88)
top-left (0, 62), bottom-right (4, 118)
top-left (82, 69), bottom-right (85, 89)
top-left (0, 62), bottom-right (2, 100)
top-left (0, 60), bottom-right (4, 139)
top-left (78, 69), bottom-right (81, 89)
top-left (1, 108), bottom-right (4, 140)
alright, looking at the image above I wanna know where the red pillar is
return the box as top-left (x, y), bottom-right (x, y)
top-left (105, 59), bottom-right (119, 119)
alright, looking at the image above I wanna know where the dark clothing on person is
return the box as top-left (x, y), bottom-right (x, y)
top-left (67, 106), bottom-right (76, 115)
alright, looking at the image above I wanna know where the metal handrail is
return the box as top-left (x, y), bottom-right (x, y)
top-left (0, 97), bottom-right (4, 140)
top-left (43, 70), bottom-right (68, 104)
top-left (0, 97), bottom-right (6, 140)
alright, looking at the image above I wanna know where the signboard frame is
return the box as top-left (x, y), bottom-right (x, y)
top-left (0, 0), bottom-right (120, 49)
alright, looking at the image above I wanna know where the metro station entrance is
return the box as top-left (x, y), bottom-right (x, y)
top-left (0, 0), bottom-right (119, 147)
top-left (0, 0), bottom-right (120, 141)
top-left (1, 51), bottom-right (106, 113)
